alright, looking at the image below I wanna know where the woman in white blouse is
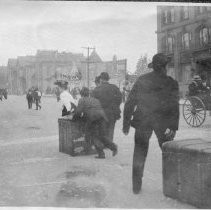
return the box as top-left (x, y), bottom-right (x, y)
top-left (57, 80), bottom-right (77, 116)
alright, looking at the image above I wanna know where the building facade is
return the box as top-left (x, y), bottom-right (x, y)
top-left (7, 50), bottom-right (86, 95)
top-left (157, 5), bottom-right (211, 97)
top-left (7, 50), bottom-right (127, 94)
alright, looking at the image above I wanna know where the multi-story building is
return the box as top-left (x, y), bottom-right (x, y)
top-left (7, 50), bottom-right (127, 94)
top-left (157, 5), bottom-right (211, 97)
top-left (7, 50), bottom-right (86, 94)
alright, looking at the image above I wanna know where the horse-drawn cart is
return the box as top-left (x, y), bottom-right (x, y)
top-left (183, 91), bottom-right (211, 127)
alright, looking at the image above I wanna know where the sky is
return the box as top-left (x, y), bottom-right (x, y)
top-left (0, 1), bottom-right (205, 73)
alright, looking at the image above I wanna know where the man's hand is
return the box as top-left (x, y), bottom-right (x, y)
top-left (68, 114), bottom-right (73, 120)
top-left (122, 127), bottom-right (130, 135)
top-left (164, 128), bottom-right (176, 141)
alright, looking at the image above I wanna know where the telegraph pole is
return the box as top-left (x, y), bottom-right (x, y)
top-left (82, 46), bottom-right (95, 89)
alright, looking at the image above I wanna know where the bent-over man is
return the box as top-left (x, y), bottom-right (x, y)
top-left (74, 87), bottom-right (118, 159)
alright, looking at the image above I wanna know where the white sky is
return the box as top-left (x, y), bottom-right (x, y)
top-left (0, 1), bottom-right (209, 73)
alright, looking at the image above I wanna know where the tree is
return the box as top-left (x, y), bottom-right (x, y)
top-left (135, 54), bottom-right (151, 76)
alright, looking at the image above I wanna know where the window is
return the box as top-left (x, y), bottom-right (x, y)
top-left (207, 7), bottom-right (211, 11)
top-left (199, 27), bottom-right (209, 46)
top-left (162, 7), bottom-right (175, 24)
top-left (181, 6), bottom-right (189, 20)
top-left (199, 7), bottom-right (204, 13)
top-left (182, 32), bottom-right (191, 50)
top-left (163, 10), bottom-right (168, 24)
top-left (196, 6), bottom-right (207, 14)
top-left (182, 64), bottom-right (191, 84)
top-left (161, 36), bottom-right (167, 52)
top-left (167, 36), bottom-right (174, 53)
top-left (170, 8), bottom-right (175, 22)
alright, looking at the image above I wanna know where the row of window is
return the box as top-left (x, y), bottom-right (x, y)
top-left (162, 26), bottom-right (211, 53)
top-left (162, 6), bottom-right (211, 25)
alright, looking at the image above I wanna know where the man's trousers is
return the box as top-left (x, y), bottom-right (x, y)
top-left (132, 119), bottom-right (173, 191)
top-left (27, 99), bottom-right (32, 109)
top-left (85, 118), bottom-right (117, 155)
top-left (105, 120), bottom-right (116, 143)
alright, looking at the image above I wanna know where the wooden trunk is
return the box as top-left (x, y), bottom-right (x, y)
top-left (162, 139), bottom-right (211, 208)
top-left (58, 116), bottom-right (95, 156)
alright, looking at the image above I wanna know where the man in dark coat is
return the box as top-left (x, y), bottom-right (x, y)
top-left (26, 90), bottom-right (33, 109)
top-left (92, 72), bottom-right (122, 143)
top-left (74, 87), bottom-right (118, 159)
top-left (123, 53), bottom-right (179, 194)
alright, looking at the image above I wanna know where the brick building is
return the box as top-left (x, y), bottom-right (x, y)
top-left (157, 5), bottom-right (211, 97)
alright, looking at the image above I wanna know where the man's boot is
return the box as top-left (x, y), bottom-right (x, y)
top-left (133, 178), bottom-right (142, 194)
top-left (95, 150), bottom-right (105, 159)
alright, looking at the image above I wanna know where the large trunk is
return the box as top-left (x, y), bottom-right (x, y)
top-left (162, 139), bottom-right (211, 208)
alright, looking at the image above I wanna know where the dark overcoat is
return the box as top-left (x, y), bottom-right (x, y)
top-left (123, 71), bottom-right (180, 131)
top-left (92, 82), bottom-right (122, 122)
top-left (74, 96), bottom-right (107, 123)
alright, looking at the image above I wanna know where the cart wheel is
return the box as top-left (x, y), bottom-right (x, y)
top-left (183, 96), bottom-right (206, 127)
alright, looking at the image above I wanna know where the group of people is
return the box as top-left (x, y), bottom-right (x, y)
top-left (56, 71), bottom-right (122, 159)
top-left (0, 88), bottom-right (7, 101)
top-left (26, 88), bottom-right (42, 110)
top-left (56, 53), bottom-right (180, 194)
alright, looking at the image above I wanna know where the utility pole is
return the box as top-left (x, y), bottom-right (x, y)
top-left (82, 46), bottom-right (95, 89)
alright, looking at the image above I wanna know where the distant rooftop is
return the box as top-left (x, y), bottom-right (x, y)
top-left (89, 49), bottom-right (103, 63)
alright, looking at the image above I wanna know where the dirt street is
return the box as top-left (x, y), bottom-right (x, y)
top-left (0, 95), bottom-right (210, 208)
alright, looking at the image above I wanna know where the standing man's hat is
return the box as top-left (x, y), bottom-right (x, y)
top-left (54, 80), bottom-right (68, 88)
top-left (148, 53), bottom-right (169, 69)
top-left (100, 72), bottom-right (110, 81)
top-left (193, 75), bottom-right (201, 81)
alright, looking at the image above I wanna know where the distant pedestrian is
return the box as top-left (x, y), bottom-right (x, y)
top-left (26, 90), bottom-right (33, 109)
top-left (74, 87), bottom-right (118, 158)
top-left (92, 72), bottom-right (122, 143)
top-left (38, 90), bottom-right (42, 103)
top-left (89, 76), bottom-right (101, 97)
top-left (123, 81), bottom-right (131, 102)
top-left (56, 80), bottom-right (77, 116)
top-left (55, 87), bottom-right (60, 102)
top-left (123, 53), bottom-right (179, 194)
top-left (95, 76), bottom-right (101, 87)
top-left (34, 88), bottom-right (41, 110)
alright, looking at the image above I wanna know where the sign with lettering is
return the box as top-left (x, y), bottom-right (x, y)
top-left (56, 66), bottom-right (82, 82)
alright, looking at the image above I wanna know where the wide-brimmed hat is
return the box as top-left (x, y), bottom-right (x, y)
top-left (100, 72), bottom-right (110, 81)
top-left (193, 75), bottom-right (201, 81)
top-left (148, 53), bottom-right (169, 69)
top-left (54, 80), bottom-right (68, 88)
